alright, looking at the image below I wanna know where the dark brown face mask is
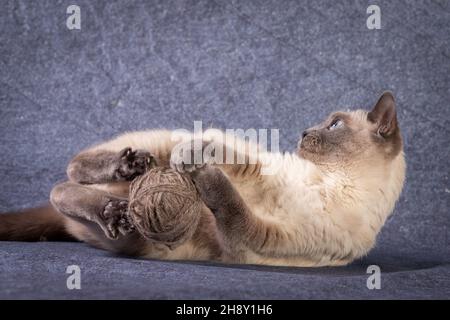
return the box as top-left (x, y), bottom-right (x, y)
top-left (298, 92), bottom-right (402, 165)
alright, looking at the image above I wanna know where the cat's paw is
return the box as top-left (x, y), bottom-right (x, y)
top-left (99, 199), bottom-right (135, 240)
top-left (170, 140), bottom-right (208, 173)
top-left (190, 166), bottom-right (227, 212)
top-left (116, 147), bottom-right (157, 181)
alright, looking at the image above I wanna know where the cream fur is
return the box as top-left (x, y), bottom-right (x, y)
top-left (71, 112), bottom-right (406, 267)
top-left (231, 150), bottom-right (405, 266)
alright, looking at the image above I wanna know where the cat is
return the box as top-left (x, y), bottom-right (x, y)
top-left (0, 92), bottom-right (405, 267)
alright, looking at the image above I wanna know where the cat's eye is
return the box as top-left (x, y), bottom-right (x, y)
top-left (328, 118), bottom-right (342, 130)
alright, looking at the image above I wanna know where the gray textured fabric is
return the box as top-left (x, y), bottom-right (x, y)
top-left (0, 0), bottom-right (449, 299)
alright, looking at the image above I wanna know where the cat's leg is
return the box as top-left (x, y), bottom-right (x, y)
top-left (171, 137), bottom-right (263, 180)
top-left (50, 181), bottom-right (135, 241)
top-left (50, 181), bottom-right (152, 256)
top-left (67, 147), bottom-right (156, 184)
top-left (69, 130), bottom-right (263, 185)
top-left (189, 166), bottom-right (292, 261)
top-left (50, 181), bottom-right (223, 260)
top-left (67, 130), bottom-right (192, 184)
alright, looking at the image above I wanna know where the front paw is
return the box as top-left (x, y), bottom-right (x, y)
top-left (116, 147), bottom-right (157, 181)
top-left (170, 140), bottom-right (207, 173)
top-left (190, 166), bottom-right (226, 212)
top-left (99, 199), bottom-right (135, 240)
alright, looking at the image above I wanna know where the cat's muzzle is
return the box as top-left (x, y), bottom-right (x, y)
top-left (300, 132), bottom-right (322, 153)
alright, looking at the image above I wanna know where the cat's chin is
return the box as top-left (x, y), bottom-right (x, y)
top-left (297, 147), bottom-right (309, 160)
top-left (297, 147), bottom-right (321, 165)
top-left (297, 141), bottom-right (314, 157)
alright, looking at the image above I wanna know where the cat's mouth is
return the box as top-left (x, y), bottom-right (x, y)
top-left (298, 133), bottom-right (322, 154)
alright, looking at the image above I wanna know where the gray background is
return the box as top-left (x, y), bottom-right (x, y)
top-left (0, 0), bottom-right (449, 299)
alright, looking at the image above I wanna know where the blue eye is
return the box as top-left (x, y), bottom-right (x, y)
top-left (329, 119), bottom-right (342, 130)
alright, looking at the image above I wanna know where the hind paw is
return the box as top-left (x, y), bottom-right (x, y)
top-left (99, 199), bottom-right (135, 240)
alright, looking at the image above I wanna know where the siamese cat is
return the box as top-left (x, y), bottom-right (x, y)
top-left (0, 92), bottom-right (405, 267)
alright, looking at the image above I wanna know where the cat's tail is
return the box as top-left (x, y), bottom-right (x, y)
top-left (0, 204), bottom-right (75, 241)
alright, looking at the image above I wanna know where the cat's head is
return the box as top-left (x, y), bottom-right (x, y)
top-left (298, 92), bottom-right (403, 168)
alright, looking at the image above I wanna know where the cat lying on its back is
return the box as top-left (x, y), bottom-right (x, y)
top-left (0, 92), bottom-right (405, 267)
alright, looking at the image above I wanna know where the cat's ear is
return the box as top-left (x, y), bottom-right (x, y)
top-left (368, 91), bottom-right (398, 137)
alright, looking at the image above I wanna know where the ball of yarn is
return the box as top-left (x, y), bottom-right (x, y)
top-left (128, 167), bottom-right (201, 248)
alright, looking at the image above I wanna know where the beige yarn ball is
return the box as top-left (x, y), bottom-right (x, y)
top-left (128, 167), bottom-right (201, 248)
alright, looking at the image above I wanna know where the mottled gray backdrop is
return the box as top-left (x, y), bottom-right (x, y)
top-left (0, 0), bottom-right (449, 298)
